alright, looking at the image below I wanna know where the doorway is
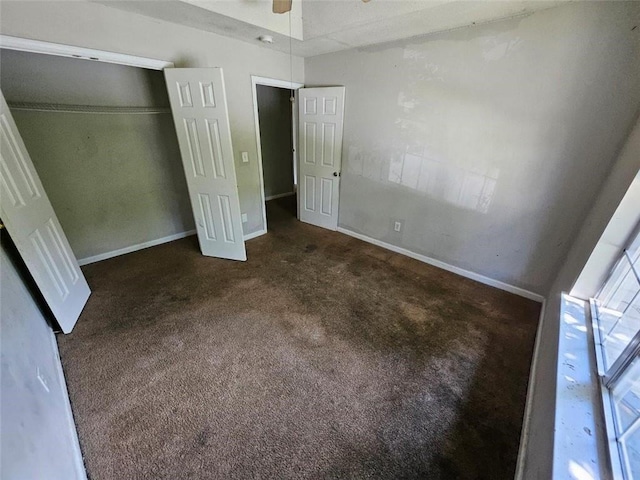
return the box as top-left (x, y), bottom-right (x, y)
top-left (251, 76), bottom-right (303, 233)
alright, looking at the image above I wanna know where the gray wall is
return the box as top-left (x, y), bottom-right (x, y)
top-left (305, 1), bottom-right (640, 295)
top-left (1, 244), bottom-right (85, 479)
top-left (256, 84), bottom-right (294, 199)
top-left (0, 49), bottom-right (194, 261)
top-left (0, 0), bottom-right (305, 238)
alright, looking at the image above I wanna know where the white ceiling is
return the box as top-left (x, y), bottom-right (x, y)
top-left (96, 0), bottom-right (570, 58)
top-left (182, 0), bottom-right (304, 40)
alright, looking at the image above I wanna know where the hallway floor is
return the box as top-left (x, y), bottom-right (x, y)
top-left (58, 197), bottom-right (539, 479)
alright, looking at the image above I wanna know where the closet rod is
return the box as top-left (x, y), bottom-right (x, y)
top-left (7, 102), bottom-right (171, 115)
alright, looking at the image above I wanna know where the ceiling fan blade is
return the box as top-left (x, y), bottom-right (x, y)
top-left (273, 0), bottom-right (292, 14)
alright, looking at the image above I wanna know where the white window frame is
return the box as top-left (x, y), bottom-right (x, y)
top-left (590, 221), bottom-right (640, 479)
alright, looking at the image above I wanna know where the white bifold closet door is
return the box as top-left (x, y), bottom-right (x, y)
top-left (0, 90), bottom-right (90, 333)
top-left (298, 87), bottom-right (345, 231)
top-left (165, 68), bottom-right (246, 261)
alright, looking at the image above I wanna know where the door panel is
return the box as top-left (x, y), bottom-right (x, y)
top-left (0, 90), bottom-right (90, 333)
top-left (304, 175), bottom-right (315, 211)
top-left (165, 68), bottom-right (246, 261)
top-left (298, 87), bottom-right (345, 231)
top-left (321, 178), bottom-right (333, 215)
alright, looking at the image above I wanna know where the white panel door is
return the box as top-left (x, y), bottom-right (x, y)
top-left (298, 87), bottom-right (345, 230)
top-left (0, 90), bottom-right (90, 333)
top-left (165, 68), bottom-right (246, 261)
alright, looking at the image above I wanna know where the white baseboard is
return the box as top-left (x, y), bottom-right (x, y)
top-left (244, 229), bottom-right (267, 241)
top-left (514, 298), bottom-right (547, 479)
top-left (265, 192), bottom-right (295, 201)
top-left (77, 230), bottom-right (196, 266)
top-left (336, 227), bottom-right (545, 303)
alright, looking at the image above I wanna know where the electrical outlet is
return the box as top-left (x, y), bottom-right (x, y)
top-left (241, 152), bottom-right (249, 164)
top-left (241, 213), bottom-right (248, 223)
top-left (394, 221), bottom-right (402, 232)
top-left (37, 367), bottom-right (50, 393)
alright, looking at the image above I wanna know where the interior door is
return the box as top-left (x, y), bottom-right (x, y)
top-left (298, 87), bottom-right (345, 230)
top-left (0, 90), bottom-right (90, 333)
top-left (165, 68), bottom-right (246, 261)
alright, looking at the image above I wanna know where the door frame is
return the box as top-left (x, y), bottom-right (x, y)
top-left (0, 36), bottom-right (190, 262)
top-left (251, 75), bottom-right (304, 234)
top-left (0, 35), bottom-right (174, 70)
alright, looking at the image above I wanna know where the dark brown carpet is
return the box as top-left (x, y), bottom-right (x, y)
top-left (58, 196), bottom-right (540, 480)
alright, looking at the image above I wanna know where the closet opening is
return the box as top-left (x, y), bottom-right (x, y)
top-left (0, 48), bottom-right (195, 266)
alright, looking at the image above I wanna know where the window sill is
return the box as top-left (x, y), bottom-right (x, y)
top-left (553, 294), bottom-right (613, 479)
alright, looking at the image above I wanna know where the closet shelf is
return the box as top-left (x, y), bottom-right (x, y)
top-left (7, 102), bottom-right (171, 115)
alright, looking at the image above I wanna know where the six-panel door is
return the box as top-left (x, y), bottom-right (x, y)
top-left (298, 87), bottom-right (345, 231)
top-left (165, 68), bottom-right (247, 261)
top-left (0, 90), bottom-right (90, 333)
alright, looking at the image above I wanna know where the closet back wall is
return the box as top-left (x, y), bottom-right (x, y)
top-left (256, 85), bottom-right (294, 199)
top-left (0, 49), bottom-right (194, 262)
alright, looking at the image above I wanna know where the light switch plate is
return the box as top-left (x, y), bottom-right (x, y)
top-left (241, 152), bottom-right (249, 163)
top-left (241, 213), bottom-right (248, 223)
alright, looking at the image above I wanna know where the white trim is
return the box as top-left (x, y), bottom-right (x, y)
top-left (77, 230), bottom-right (196, 266)
top-left (244, 229), bottom-right (267, 241)
top-left (590, 300), bottom-right (626, 479)
top-left (251, 75), bottom-right (304, 91)
top-left (336, 226), bottom-right (545, 302)
top-left (0, 35), bottom-right (174, 70)
top-left (265, 192), bottom-right (295, 201)
top-left (251, 75), bottom-right (304, 234)
top-left (590, 299), bottom-right (607, 377)
top-left (49, 330), bottom-right (88, 480)
top-left (514, 297), bottom-right (548, 479)
top-left (294, 90), bottom-right (301, 221)
top-left (292, 89), bottom-right (299, 191)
